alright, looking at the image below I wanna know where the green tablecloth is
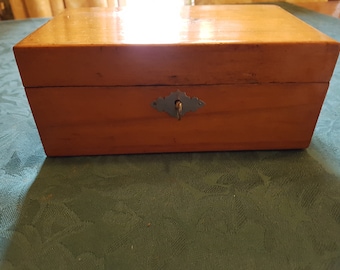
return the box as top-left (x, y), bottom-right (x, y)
top-left (1, 3), bottom-right (340, 269)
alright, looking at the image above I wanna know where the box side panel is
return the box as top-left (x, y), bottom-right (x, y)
top-left (25, 83), bottom-right (328, 156)
top-left (14, 43), bottom-right (339, 87)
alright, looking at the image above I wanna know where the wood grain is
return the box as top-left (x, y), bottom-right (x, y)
top-left (14, 6), bottom-right (340, 88)
top-left (26, 83), bottom-right (328, 156)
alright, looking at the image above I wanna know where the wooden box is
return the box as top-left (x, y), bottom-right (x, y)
top-left (14, 5), bottom-right (339, 156)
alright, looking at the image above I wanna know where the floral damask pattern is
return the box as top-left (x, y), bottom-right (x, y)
top-left (1, 4), bottom-right (340, 270)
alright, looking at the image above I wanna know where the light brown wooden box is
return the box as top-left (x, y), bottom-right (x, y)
top-left (14, 5), bottom-right (339, 156)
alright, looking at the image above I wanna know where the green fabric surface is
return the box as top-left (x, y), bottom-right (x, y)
top-left (1, 3), bottom-right (340, 269)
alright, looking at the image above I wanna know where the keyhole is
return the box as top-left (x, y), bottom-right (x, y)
top-left (175, 100), bottom-right (182, 120)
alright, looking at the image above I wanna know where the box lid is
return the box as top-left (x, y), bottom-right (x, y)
top-left (14, 5), bottom-right (340, 87)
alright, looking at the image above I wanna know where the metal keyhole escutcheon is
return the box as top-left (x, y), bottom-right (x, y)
top-left (151, 90), bottom-right (205, 120)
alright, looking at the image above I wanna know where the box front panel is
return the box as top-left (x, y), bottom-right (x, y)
top-left (26, 83), bottom-right (328, 156)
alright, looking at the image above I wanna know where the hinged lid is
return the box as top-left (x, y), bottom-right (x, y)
top-left (14, 5), bottom-right (339, 87)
